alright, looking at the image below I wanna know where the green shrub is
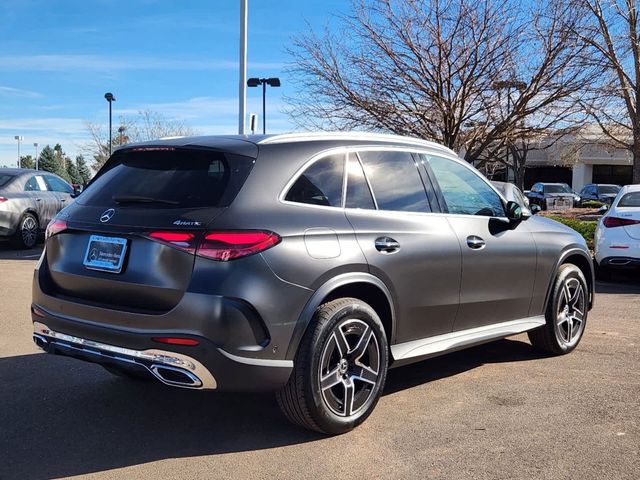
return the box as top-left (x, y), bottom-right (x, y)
top-left (546, 216), bottom-right (597, 249)
top-left (580, 200), bottom-right (605, 209)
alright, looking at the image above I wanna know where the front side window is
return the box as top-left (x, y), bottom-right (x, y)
top-left (285, 154), bottom-right (344, 207)
top-left (358, 151), bottom-right (430, 212)
top-left (44, 175), bottom-right (73, 194)
top-left (427, 155), bottom-right (505, 217)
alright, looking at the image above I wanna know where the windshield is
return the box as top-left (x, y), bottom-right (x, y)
top-left (79, 148), bottom-right (255, 209)
top-left (618, 192), bottom-right (640, 208)
top-left (545, 184), bottom-right (572, 194)
top-left (599, 185), bottom-right (620, 195)
top-left (0, 173), bottom-right (15, 188)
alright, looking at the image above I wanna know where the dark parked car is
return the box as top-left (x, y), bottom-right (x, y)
top-left (32, 133), bottom-right (594, 434)
top-left (578, 183), bottom-right (621, 205)
top-left (0, 169), bottom-right (76, 248)
top-left (526, 182), bottom-right (580, 210)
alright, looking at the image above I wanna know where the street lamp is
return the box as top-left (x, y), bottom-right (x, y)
top-left (33, 143), bottom-right (39, 170)
top-left (14, 136), bottom-right (23, 168)
top-left (104, 92), bottom-right (116, 156)
top-left (247, 77), bottom-right (281, 134)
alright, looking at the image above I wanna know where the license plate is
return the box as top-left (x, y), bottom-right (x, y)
top-left (83, 235), bottom-right (128, 273)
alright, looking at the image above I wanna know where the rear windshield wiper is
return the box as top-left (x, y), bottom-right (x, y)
top-left (112, 195), bottom-right (179, 205)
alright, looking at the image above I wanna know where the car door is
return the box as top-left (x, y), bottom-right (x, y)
top-left (344, 150), bottom-right (461, 343)
top-left (423, 154), bottom-right (537, 331)
top-left (43, 175), bottom-right (74, 212)
top-left (528, 183), bottom-right (544, 207)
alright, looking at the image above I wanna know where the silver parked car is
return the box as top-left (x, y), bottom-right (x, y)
top-left (0, 168), bottom-right (76, 249)
top-left (32, 133), bottom-right (594, 434)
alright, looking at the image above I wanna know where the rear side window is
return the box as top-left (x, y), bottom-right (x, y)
top-left (427, 155), bottom-right (505, 217)
top-left (79, 148), bottom-right (255, 208)
top-left (346, 153), bottom-right (375, 209)
top-left (358, 151), bottom-right (430, 212)
top-left (618, 192), bottom-right (640, 207)
top-left (285, 154), bottom-right (344, 207)
top-left (24, 176), bottom-right (42, 191)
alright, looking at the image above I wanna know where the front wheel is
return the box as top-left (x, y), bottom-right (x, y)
top-left (528, 264), bottom-right (588, 355)
top-left (13, 213), bottom-right (39, 249)
top-left (277, 297), bottom-right (389, 434)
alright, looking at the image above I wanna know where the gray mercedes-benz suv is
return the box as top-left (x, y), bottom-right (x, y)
top-left (32, 133), bottom-right (594, 434)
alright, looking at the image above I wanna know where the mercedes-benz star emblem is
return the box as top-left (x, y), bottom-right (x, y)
top-left (100, 208), bottom-right (115, 223)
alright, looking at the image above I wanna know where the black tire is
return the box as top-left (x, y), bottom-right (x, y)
top-left (277, 297), bottom-right (389, 434)
top-left (12, 212), bottom-right (39, 249)
top-left (528, 264), bottom-right (588, 355)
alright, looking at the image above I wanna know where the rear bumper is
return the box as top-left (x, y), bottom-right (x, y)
top-left (31, 306), bottom-right (294, 391)
top-left (599, 256), bottom-right (640, 269)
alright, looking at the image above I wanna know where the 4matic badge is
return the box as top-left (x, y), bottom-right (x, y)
top-left (173, 220), bottom-right (202, 226)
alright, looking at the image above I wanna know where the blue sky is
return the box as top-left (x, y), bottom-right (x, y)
top-left (0, 0), bottom-right (347, 167)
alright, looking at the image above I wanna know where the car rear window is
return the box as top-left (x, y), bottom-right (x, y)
top-left (618, 192), bottom-right (640, 207)
top-left (545, 185), bottom-right (571, 194)
top-left (0, 174), bottom-right (15, 188)
top-left (78, 148), bottom-right (255, 208)
top-left (599, 185), bottom-right (620, 194)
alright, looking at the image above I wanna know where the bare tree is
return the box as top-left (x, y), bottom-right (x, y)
top-left (287, 0), bottom-right (595, 169)
top-left (85, 110), bottom-right (198, 171)
top-left (574, 0), bottom-right (640, 183)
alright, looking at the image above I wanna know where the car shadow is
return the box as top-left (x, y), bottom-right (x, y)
top-left (1, 338), bottom-right (541, 480)
top-left (595, 270), bottom-right (640, 294)
top-left (0, 241), bottom-right (43, 260)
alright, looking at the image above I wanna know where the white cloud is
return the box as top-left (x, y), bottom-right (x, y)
top-left (0, 85), bottom-right (42, 98)
top-left (0, 54), bottom-right (283, 72)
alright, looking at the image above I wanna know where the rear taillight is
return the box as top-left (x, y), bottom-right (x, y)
top-left (603, 216), bottom-right (640, 228)
top-left (148, 231), bottom-right (198, 254)
top-left (146, 230), bottom-right (281, 261)
top-left (152, 337), bottom-right (200, 346)
top-left (197, 231), bottom-right (281, 261)
top-left (0, 196), bottom-right (7, 203)
top-left (45, 219), bottom-right (67, 239)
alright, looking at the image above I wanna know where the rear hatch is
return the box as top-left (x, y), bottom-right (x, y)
top-left (43, 146), bottom-right (256, 312)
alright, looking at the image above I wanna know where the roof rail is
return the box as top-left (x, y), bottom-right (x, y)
top-left (256, 131), bottom-right (455, 153)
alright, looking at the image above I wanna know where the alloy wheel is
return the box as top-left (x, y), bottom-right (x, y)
top-left (556, 277), bottom-right (586, 346)
top-left (318, 318), bottom-right (381, 417)
top-left (21, 216), bottom-right (38, 248)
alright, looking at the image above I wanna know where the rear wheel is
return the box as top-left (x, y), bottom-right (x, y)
top-left (277, 297), bottom-right (388, 434)
top-left (12, 213), bottom-right (38, 249)
top-left (528, 264), bottom-right (588, 355)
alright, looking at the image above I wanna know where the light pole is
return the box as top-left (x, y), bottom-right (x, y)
top-left (14, 135), bottom-right (23, 168)
top-left (247, 77), bottom-right (281, 134)
top-left (104, 92), bottom-right (116, 156)
top-left (238, 0), bottom-right (248, 134)
top-left (33, 143), bottom-right (39, 170)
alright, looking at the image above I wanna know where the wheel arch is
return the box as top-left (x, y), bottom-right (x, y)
top-left (285, 273), bottom-right (396, 360)
top-left (545, 247), bottom-right (595, 311)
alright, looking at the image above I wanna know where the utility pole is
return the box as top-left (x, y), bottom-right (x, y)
top-left (238, 0), bottom-right (248, 134)
top-left (34, 143), bottom-right (39, 170)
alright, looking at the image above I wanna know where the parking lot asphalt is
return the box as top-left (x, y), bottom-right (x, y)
top-left (1, 243), bottom-right (638, 480)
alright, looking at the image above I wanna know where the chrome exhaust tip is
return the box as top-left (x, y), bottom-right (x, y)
top-left (150, 364), bottom-right (203, 388)
top-left (33, 333), bottom-right (49, 350)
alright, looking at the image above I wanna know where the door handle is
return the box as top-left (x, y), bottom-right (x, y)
top-left (466, 235), bottom-right (485, 250)
top-left (375, 237), bottom-right (400, 254)
top-left (36, 198), bottom-right (41, 202)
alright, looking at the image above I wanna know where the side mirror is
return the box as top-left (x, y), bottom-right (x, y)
top-left (506, 201), bottom-right (523, 222)
top-left (599, 204), bottom-right (608, 213)
top-left (71, 185), bottom-right (83, 198)
top-left (530, 204), bottom-right (542, 215)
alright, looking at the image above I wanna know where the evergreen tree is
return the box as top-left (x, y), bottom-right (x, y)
top-left (38, 145), bottom-right (59, 173)
top-left (19, 155), bottom-right (35, 169)
top-left (66, 161), bottom-right (81, 184)
top-left (75, 155), bottom-right (92, 185)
